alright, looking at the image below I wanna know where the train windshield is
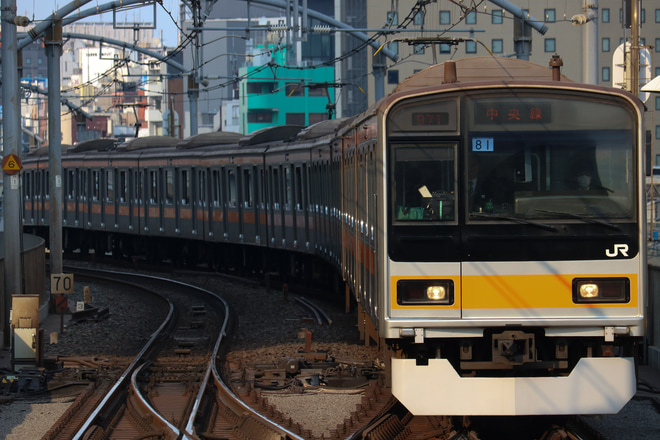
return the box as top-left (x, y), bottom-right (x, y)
top-left (389, 92), bottom-right (637, 225)
top-left (465, 95), bottom-right (636, 222)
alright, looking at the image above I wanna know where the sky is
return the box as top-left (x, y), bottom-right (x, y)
top-left (16, 0), bottom-right (180, 47)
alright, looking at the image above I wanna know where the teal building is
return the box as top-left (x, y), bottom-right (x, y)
top-left (239, 50), bottom-right (335, 134)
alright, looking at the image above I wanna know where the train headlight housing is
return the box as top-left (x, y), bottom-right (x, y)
top-left (572, 278), bottom-right (630, 303)
top-left (397, 280), bottom-right (454, 305)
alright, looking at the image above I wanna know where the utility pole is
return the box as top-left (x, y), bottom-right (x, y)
top-left (45, 19), bottom-right (64, 278)
top-left (1, 0), bottom-right (25, 347)
top-left (630, 0), bottom-right (640, 97)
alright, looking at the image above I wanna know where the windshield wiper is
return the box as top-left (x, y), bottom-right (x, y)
top-left (531, 209), bottom-right (621, 231)
top-left (470, 212), bottom-right (558, 232)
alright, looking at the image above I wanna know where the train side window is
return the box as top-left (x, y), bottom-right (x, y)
top-left (243, 168), bottom-right (253, 208)
top-left (284, 166), bottom-right (293, 210)
top-left (227, 168), bottom-right (237, 208)
top-left (295, 166), bottom-right (304, 211)
top-left (272, 167), bottom-right (280, 209)
top-left (23, 173), bottom-right (31, 200)
top-left (66, 170), bottom-right (76, 199)
top-left (212, 170), bottom-right (221, 207)
top-left (92, 170), bottom-right (100, 201)
top-left (119, 171), bottom-right (127, 203)
top-left (106, 170), bottom-right (114, 202)
top-left (150, 170), bottom-right (158, 204)
top-left (181, 169), bottom-right (190, 206)
top-left (44, 171), bottom-right (50, 199)
top-left (198, 170), bottom-right (207, 207)
top-left (165, 169), bottom-right (174, 205)
top-left (80, 170), bottom-right (87, 201)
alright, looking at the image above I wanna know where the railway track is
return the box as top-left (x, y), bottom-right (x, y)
top-left (43, 267), bottom-right (306, 440)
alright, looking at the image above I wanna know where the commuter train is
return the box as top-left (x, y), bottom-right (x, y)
top-left (22, 57), bottom-right (646, 416)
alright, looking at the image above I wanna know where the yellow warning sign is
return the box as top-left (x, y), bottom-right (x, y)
top-left (2, 154), bottom-right (22, 175)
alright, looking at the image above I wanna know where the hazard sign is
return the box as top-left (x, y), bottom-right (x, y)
top-left (2, 154), bottom-right (22, 175)
top-left (55, 295), bottom-right (68, 313)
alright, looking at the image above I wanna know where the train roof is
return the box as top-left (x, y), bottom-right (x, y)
top-left (393, 56), bottom-right (571, 93)
top-left (296, 117), bottom-right (351, 140)
top-left (176, 131), bottom-right (244, 149)
top-left (121, 136), bottom-right (179, 151)
top-left (72, 138), bottom-right (118, 152)
top-left (239, 125), bottom-right (304, 146)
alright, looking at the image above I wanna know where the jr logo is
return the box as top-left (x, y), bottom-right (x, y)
top-left (606, 244), bottom-right (629, 258)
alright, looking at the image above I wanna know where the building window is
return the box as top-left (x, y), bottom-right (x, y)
top-left (413, 10), bottom-right (424, 26)
top-left (439, 10), bottom-right (451, 25)
top-left (656, 67), bottom-right (660, 77)
top-left (656, 9), bottom-right (660, 23)
top-left (619, 8), bottom-right (623, 23)
top-left (656, 125), bottom-right (660, 140)
top-left (285, 83), bottom-right (305, 97)
top-left (601, 8), bottom-right (609, 23)
top-left (466, 40), bottom-right (477, 53)
top-left (387, 11), bottom-right (398, 26)
top-left (492, 39), bottom-right (503, 54)
top-left (387, 70), bottom-right (399, 84)
top-left (308, 86), bottom-right (328, 97)
top-left (655, 96), bottom-right (660, 111)
top-left (544, 38), bottom-right (556, 52)
top-left (466, 11), bottom-right (477, 24)
top-left (387, 42), bottom-right (399, 56)
top-left (247, 111), bottom-right (274, 123)
top-left (602, 38), bottom-right (610, 52)
top-left (492, 9), bottom-right (503, 24)
top-left (286, 113), bottom-right (305, 125)
top-left (602, 66), bottom-right (611, 82)
top-left (544, 9), bottom-right (556, 22)
top-left (25, 57), bottom-right (31, 64)
top-left (414, 44), bottom-right (425, 54)
top-left (439, 43), bottom-right (451, 54)
top-left (308, 113), bottom-right (327, 125)
top-left (247, 82), bottom-right (276, 94)
top-left (641, 9), bottom-right (645, 23)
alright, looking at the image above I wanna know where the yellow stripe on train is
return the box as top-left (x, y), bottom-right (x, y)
top-left (389, 274), bottom-right (638, 310)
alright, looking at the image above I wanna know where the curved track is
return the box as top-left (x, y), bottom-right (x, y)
top-left (45, 267), bottom-right (306, 440)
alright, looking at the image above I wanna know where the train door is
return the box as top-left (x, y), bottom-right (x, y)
top-left (81, 169), bottom-right (92, 231)
top-left (90, 169), bottom-right (102, 228)
top-left (208, 168), bottom-right (222, 241)
top-left (22, 170), bottom-right (34, 224)
top-left (240, 165), bottom-right (257, 243)
top-left (196, 168), bottom-right (207, 239)
top-left (63, 168), bottom-right (80, 227)
top-left (37, 169), bottom-right (49, 226)
top-left (105, 169), bottom-right (116, 229)
top-left (284, 164), bottom-right (293, 248)
top-left (146, 169), bottom-right (161, 235)
top-left (256, 167), bottom-right (265, 245)
top-left (179, 167), bottom-right (195, 238)
top-left (226, 166), bottom-right (239, 241)
top-left (135, 169), bottom-right (145, 234)
top-left (116, 169), bottom-right (131, 232)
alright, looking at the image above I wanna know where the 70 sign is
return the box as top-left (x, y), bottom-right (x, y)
top-left (51, 274), bottom-right (74, 294)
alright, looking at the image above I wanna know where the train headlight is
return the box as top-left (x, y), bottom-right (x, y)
top-left (572, 278), bottom-right (630, 303)
top-left (397, 280), bottom-right (454, 305)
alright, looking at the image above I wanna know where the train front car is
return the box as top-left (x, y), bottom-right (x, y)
top-left (381, 60), bottom-right (646, 416)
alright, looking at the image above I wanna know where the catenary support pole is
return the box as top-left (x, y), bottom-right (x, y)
top-left (46, 20), bottom-right (64, 278)
top-left (1, 0), bottom-right (24, 347)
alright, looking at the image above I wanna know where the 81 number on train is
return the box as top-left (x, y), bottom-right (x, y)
top-left (472, 137), bottom-right (494, 152)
